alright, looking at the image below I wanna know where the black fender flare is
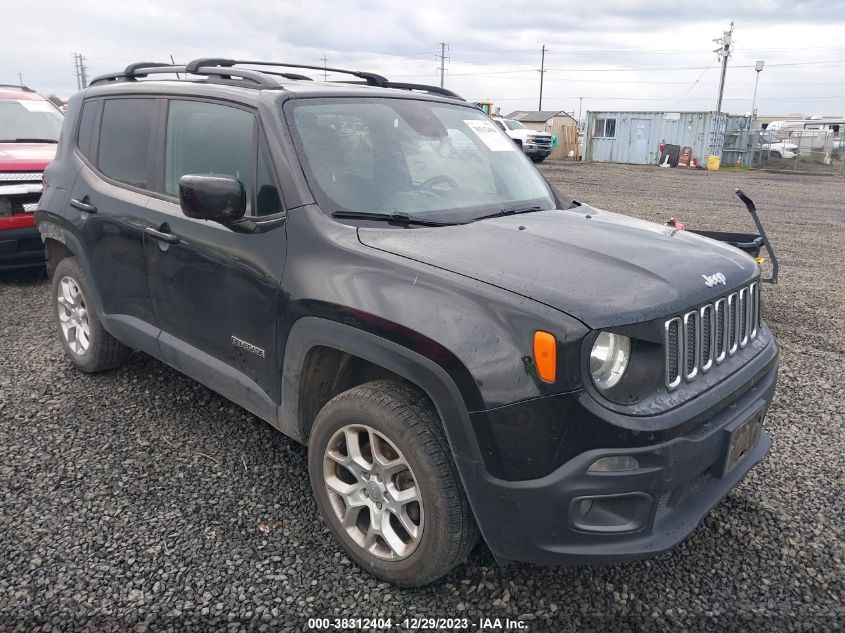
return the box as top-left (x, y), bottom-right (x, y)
top-left (37, 216), bottom-right (104, 314)
top-left (278, 316), bottom-right (515, 552)
top-left (278, 316), bottom-right (482, 466)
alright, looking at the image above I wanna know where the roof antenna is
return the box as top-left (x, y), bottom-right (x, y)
top-left (170, 54), bottom-right (181, 80)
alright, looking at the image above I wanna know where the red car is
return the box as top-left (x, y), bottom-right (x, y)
top-left (0, 85), bottom-right (62, 270)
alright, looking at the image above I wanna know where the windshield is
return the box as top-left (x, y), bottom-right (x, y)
top-left (287, 98), bottom-right (554, 222)
top-left (0, 99), bottom-right (63, 142)
top-left (504, 119), bottom-right (526, 130)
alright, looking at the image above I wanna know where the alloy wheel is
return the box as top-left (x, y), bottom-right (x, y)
top-left (57, 276), bottom-right (90, 355)
top-left (322, 424), bottom-right (424, 560)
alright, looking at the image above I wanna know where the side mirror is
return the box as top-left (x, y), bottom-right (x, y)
top-left (179, 175), bottom-right (246, 224)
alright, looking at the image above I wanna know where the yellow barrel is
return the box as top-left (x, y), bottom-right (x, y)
top-left (707, 155), bottom-right (721, 171)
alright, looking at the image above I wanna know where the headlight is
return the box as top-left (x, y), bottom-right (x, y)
top-left (590, 332), bottom-right (631, 391)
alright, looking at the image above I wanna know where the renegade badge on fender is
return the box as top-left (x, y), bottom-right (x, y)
top-left (36, 59), bottom-right (778, 586)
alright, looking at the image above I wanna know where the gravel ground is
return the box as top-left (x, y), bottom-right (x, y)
top-left (1, 163), bottom-right (843, 632)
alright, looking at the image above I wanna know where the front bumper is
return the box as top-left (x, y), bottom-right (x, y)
top-left (0, 224), bottom-right (45, 270)
top-left (459, 352), bottom-right (778, 565)
top-left (523, 144), bottom-right (552, 157)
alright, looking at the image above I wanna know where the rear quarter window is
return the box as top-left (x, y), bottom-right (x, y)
top-left (97, 99), bottom-right (157, 189)
top-left (76, 100), bottom-right (97, 161)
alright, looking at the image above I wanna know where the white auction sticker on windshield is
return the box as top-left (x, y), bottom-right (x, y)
top-left (18, 100), bottom-right (54, 113)
top-left (464, 119), bottom-right (516, 151)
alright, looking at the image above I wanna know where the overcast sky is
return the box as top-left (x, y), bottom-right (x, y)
top-left (4, 0), bottom-right (844, 117)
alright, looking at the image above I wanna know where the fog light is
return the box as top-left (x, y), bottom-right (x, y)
top-left (570, 492), bottom-right (652, 532)
top-left (588, 455), bottom-right (639, 472)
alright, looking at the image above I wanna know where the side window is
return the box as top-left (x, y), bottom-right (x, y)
top-left (76, 100), bottom-right (97, 161)
top-left (98, 99), bottom-right (157, 189)
top-left (592, 117), bottom-right (617, 139)
top-left (255, 136), bottom-right (283, 216)
top-left (165, 100), bottom-right (255, 214)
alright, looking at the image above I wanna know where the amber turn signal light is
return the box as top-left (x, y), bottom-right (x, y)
top-left (533, 331), bottom-right (557, 383)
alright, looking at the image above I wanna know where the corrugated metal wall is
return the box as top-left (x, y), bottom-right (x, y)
top-left (722, 115), bottom-right (753, 166)
top-left (585, 111), bottom-right (732, 165)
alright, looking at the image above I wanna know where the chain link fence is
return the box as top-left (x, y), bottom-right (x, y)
top-left (748, 128), bottom-right (845, 175)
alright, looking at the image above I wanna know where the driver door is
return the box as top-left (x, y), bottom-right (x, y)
top-left (142, 98), bottom-right (287, 420)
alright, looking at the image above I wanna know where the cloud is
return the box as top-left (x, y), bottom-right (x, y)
top-left (2, 0), bottom-right (843, 115)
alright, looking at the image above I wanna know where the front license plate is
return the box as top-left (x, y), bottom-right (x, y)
top-left (724, 413), bottom-right (763, 475)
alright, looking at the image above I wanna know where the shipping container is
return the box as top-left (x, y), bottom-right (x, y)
top-left (584, 110), bottom-right (747, 166)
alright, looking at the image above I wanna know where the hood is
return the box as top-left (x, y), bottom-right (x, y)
top-left (358, 206), bottom-right (759, 328)
top-left (0, 143), bottom-right (56, 171)
top-left (509, 129), bottom-right (551, 139)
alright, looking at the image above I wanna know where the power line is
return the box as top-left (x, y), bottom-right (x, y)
top-left (391, 57), bottom-right (845, 78)
top-left (489, 94), bottom-right (845, 102)
top-left (449, 46), bottom-right (845, 55)
top-left (682, 64), bottom-right (715, 98)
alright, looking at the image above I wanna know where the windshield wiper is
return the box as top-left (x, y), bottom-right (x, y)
top-left (0, 138), bottom-right (59, 143)
top-left (471, 205), bottom-right (546, 222)
top-left (331, 211), bottom-right (458, 227)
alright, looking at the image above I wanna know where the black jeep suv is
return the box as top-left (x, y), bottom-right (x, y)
top-left (36, 59), bottom-right (778, 586)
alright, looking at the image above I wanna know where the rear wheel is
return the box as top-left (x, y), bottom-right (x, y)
top-left (52, 257), bottom-right (129, 372)
top-left (308, 380), bottom-right (477, 586)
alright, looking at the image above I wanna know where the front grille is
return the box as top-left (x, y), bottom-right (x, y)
top-left (665, 318), bottom-right (681, 390)
top-left (0, 172), bottom-right (43, 182)
top-left (529, 135), bottom-right (552, 146)
top-left (664, 281), bottom-right (760, 390)
top-left (0, 175), bottom-right (43, 216)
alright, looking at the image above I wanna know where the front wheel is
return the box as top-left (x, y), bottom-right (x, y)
top-left (308, 380), bottom-right (477, 586)
top-left (530, 155), bottom-right (547, 163)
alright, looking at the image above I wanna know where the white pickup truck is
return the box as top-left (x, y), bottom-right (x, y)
top-left (759, 131), bottom-right (798, 159)
top-left (492, 117), bottom-right (553, 163)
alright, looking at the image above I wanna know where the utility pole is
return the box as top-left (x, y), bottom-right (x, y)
top-left (18, 72), bottom-right (23, 87)
top-left (321, 54), bottom-right (328, 81)
top-left (73, 53), bottom-right (81, 90)
top-left (72, 53), bottom-right (88, 90)
top-left (538, 45), bottom-right (547, 111)
top-left (436, 43), bottom-right (449, 88)
top-left (578, 96), bottom-right (583, 125)
top-left (713, 21), bottom-right (734, 112)
top-left (79, 54), bottom-right (88, 89)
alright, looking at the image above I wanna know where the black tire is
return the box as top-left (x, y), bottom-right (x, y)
top-left (52, 257), bottom-right (129, 373)
top-left (308, 380), bottom-right (477, 586)
top-left (530, 155), bottom-right (546, 163)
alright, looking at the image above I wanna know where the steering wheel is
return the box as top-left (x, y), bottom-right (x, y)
top-left (418, 174), bottom-right (459, 194)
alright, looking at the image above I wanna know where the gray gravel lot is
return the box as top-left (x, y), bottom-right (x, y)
top-left (1, 163), bottom-right (843, 632)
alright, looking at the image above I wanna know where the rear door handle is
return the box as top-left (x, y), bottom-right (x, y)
top-left (70, 196), bottom-right (97, 213)
top-left (144, 226), bottom-right (181, 245)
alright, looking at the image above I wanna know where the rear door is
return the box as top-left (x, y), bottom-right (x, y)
top-left (142, 98), bottom-right (287, 420)
top-left (68, 97), bottom-right (161, 354)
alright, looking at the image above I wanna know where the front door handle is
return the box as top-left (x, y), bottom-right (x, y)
top-left (144, 226), bottom-right (180, 245)
top-left (70, 196), bottom-right (97, 213)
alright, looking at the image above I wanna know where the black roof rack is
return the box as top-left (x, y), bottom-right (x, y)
top-left (89, 58), bottom-right (464, 100)
top-left (234, 60), bottom-right (462, 98)
top-left (90, 61), bottom-right (281, 88)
